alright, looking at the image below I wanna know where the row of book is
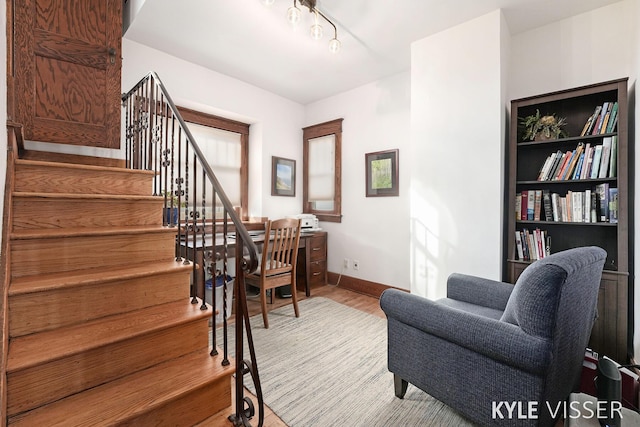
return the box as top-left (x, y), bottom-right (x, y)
top-left (515, 228), bottom-right (550, 261)
top-left (516, 184), bottom-right (618, 224)
top-left (580, 101), bottom-right (618, 136)
top-left (536, 137), bottom-right (617, 181)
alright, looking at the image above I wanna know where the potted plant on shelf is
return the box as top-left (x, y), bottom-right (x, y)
top-left (519, 109), bottom-right (568, 141)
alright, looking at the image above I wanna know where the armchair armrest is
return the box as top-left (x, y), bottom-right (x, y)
top-left (447, 273), bottom-right (514, 312)
top-left (380, 289), bottom-right (551, 375)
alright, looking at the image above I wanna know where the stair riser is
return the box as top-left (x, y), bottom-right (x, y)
top-left (7, 318), bottom-right (211, 416)
top-left (11, 232), bottom-right (177, 278)
top-left (12, 197), bottom-right (165, 230)
top-left (120, 378), bottom-right (232, 427)
top-left (9, 271), bottom-right (192, 337)
top-left (14, 163), bottom-right (153, 196)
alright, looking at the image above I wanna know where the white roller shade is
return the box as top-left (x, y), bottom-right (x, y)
top-left (308, 134), bottom-right (335, 201)
top-left (187, 123), bottom-right (242, 206)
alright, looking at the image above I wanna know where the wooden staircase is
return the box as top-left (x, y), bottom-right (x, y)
top-left (4, 158), bottom-right (234, 425)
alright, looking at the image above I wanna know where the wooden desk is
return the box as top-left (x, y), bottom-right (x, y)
top-left (180, 230), bottom-right (327, 299)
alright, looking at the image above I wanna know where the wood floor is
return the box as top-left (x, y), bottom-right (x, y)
top-left (197, 283), bottom-right (384, 426)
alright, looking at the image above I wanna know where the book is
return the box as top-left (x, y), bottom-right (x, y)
top-left (598, 137), bottom-right (612, 178)
top-left (563, 143), bottom-right (584, 180)
top-left (515, 231), bottom-right (524, 260)
top-left (584, 189), bottom-right (591, 223)
top-left (584, 105), bottom-right (602, 135)
top-left (580, 113), bottom-right (595, 136)
top-left (595, 183), bottom-right (610, 222)
top-left (554, 151), bottom-right (573, 180)
top-left (605, 102), bottom-right (619, 133)
top-left (537, 155), bottom-right (553, 181)
top-left (580, 144), bottom-right (592, 179)
top-left (515, 193), bottom-right (522, 221)
top-left (571, 191), bottom-right (583, 223)
top-left (592, 102), bottom-right (609, 135)
top-left (572, 153), bottom-right (585, 180)
top-left (528, 231), bottom-right (537, 260)
top-left (560, 196), bottom-right (568, 222)
top-left (545, 150), bottom-right (564, 181)
top-left (609, 113), bottom-right (619, 134)
top-left (521, 190), bottom-right (528, 220)
top-left (520, 228), bottom-right (531, 261)
top-left (535, 228), bottom-right (544, 259)
top-left (534, 190), bottom-right (542, 221)
top-left (590, 191), bottom-right (598, 222)
top-left (542, 190), bottom-right (553, 221)
top-left (609, 136), bottom-right (617, 178)
top-left (599, 102), bottom-right (613, 134)
top-left (551, 193), bottom-right (560, 222)
top-left (609, 187), bottom-right (618, 223)
top-left (527, 190), bottom-right (535, 220)
top-left (590, 145), bottom-right (603, 179)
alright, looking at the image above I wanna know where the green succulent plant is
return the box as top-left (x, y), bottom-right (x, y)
top-left (519, 109), bottom-right (568, 141)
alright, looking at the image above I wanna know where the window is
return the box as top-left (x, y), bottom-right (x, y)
top-left (303, 118), bottom-right (343, 222)
top-left (178, 106), bottom-right (249, 219)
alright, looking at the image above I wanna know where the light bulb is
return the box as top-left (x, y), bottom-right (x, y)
top-left (262, 0), bottom-right (275, 4)
top-left (311, 23), bottom-right (323, 40)
top-left (329, 37), bottom-right (341, 53)
top-left (287, 5), bottom-right (301, 25)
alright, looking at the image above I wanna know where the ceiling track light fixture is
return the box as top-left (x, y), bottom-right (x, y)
top-left (267, 0), bottom-right (341, 53)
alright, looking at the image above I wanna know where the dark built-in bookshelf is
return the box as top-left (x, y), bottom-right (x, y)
top-left (505, 78), bottom-right (631, 363)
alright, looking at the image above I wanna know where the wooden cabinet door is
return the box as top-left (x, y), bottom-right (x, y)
top-left (11, 0), bottom-right (122, 149)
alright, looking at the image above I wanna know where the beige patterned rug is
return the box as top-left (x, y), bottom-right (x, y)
top-left (216, 296), bottom-right (475, 426)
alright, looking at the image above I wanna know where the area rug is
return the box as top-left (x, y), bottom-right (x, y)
top-left (216, 297), bottom-right (475, 426)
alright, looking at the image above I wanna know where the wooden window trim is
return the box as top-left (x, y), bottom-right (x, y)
top-left (303, 118), bottom-right (343, 223)
top-left (177, 106), bottom-right (250, 220)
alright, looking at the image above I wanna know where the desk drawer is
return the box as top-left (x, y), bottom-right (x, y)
top-left (308, 235), bottom-right (327, 262)
top-left (308, 260), bottom-right (327, 286)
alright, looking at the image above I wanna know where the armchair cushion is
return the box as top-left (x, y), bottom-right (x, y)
top-left (446, 272), bottom-right (514, 311)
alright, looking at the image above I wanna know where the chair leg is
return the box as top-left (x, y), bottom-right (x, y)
top-left (291, 282), bottom-right (300, 318)
top-left (394, 374), bottom-right (408, 399)
top-left (260, 286), bottom-right (269, 329)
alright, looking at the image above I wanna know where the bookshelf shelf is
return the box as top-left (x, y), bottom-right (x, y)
top-left (505, 78), bottom-right (631, 362)
top-left (516, 220), bottom-right (617, 227)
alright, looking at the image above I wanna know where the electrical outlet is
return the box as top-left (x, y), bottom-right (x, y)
top-left (353, 260), bottom-right (359, 270)
top-left (343, 258), bottom-right (350, 269)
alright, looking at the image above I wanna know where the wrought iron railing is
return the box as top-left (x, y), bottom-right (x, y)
top-left (122, 72), bottom-right (264, 426)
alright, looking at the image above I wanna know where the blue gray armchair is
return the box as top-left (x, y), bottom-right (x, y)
top-left (380, 246), bottom-right (606, 426)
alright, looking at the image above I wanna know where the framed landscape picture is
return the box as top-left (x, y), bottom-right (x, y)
top-left (272, 156), bottom-right (296, 196)
top-left (365, 149), bottom-right (399, 197)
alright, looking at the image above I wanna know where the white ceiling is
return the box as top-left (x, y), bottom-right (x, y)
top-left (124, 0), bottom-right (622, 105)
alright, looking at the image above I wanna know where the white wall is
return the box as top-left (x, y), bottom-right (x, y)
top-left (509, 1), bottom-right (636, 101)
top-left (304, 72), bottom-right (412, 290)
top-left (122, 39), bottom-right (305, 220)
top-left (509, 0), bottom-right (639, 359)
top-left (409, 10), bottom-right (507, 299)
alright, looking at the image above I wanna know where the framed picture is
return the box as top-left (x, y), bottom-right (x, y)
top-left (365, 149), bottom-right (399, 197)
top-left (272, 156), bottom-right (296, 196)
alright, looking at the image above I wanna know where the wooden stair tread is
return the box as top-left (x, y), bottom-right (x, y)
top-left (13, 191), bottom-right (161, 201)
top-left (7, 299), bottom-right (212, 372)
top-left (9, 260), bottom-right (193, 296)
top-left (8, 349), bottom-right (234, 426)
top-left (10, 225), bottom-right (178, 240)
top-left (15, 158), bottom-right (155, 176)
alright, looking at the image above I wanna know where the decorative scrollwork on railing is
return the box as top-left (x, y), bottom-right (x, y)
top-left (122, 72), bottom-right (263, 426)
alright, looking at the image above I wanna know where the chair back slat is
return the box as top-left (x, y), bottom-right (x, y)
top-left (262, 218), bottom-right (301, 276)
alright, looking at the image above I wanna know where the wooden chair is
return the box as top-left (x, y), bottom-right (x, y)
top-left (245, 218), bottom-right (302, 328)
